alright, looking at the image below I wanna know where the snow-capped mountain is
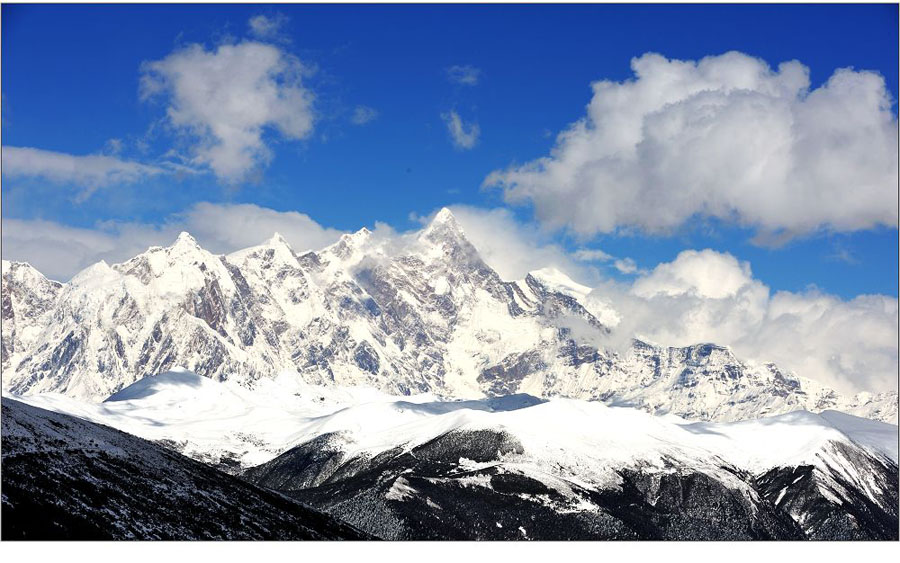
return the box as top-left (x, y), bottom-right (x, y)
top-left (13, 370), bottom-right (895, 539)
top-left (243, 399), bottom-right (897, 540)
top-left (1, 260), bottom-right (62, 373)
top-left (2, 208), bottom-right (896, 422)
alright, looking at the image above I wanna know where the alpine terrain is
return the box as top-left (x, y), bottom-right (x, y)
top-left (2, 209), bottom-right (896, 423)
top-left (2, 209), bottom-right (897, 540)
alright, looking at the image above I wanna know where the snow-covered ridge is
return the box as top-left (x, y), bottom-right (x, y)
top-left (2, 208), bottom-right (897, 423)
top-left (11, 369), bottom-right (896, 481)
top-left (9, 368), bottom-right (897, 540)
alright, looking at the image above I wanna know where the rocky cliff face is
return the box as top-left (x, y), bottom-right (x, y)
top-left (1, 261), bottom-right (62, 373)
top-left (2, 209), bottom-right (896, 422)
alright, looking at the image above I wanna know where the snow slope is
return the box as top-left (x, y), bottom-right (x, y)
top-left (12, 368), bottom-right (897, 477)
top-left (11, 369), bottom-right (897, 539)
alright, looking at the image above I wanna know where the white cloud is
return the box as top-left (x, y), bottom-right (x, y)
top-left (441, 111), bottom-right (480, 150)
top-left (103, 138), bottom-right (124, 155)
top-left (632, 249), bottom-right (750, 299)
top-left (140, 41), bottom-right (315, 183)
top-left (486, 51), bottom-right (899, 242)
top-left (446, 65), bottom-right (481, 86)
top-left (1, 203), bottom-right (344, 281)
top-left (248, 13), bottom-right (289, 40)
top-left (589, 249), bottom-right (898, 394)
top-left (573, 248), bottom-right (613, 262)
top-left (351, 105), bottom-right (379, 125)
top-left (826, 244), bottom-right (859, 265)
top-left (1, 219), bottom-right (138, 282)
top-left (172, 202), bottom-right (344, 254)
top-left (613, 258), bottom-right (638, 275)
top-left (1, 146), bottom-right (165, 197)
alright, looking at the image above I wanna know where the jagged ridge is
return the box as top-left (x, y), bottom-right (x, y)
top-left (2, 209), bottom-right (896, 422)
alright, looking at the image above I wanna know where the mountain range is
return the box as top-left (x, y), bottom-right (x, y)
top-left (3, 208), bottom-right (896, 423)
top-left (2, 209), bottom-right (898, 540)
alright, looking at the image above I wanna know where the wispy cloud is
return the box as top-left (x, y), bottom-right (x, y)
top-left (441, 110), bottom-right (479, 150)
top-left (573, 248), bottom-right (614, 262)
top-left (446, 64), bottom-right (481, 86)
top-left (826, 243), bottom-right (860, 265)
top-left (1, 146), bottom-right (166, 199)
top-left (248, 13), bottom-right (290, 41)
top-left (351, 105), bottom-right (379, 125)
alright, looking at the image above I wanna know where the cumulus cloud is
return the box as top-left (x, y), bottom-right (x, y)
top-left (588, 249), bottom-right (898, 394)
top-left (446, 65), bottom-right (481, 86)
top-left (632, 249), bottom-right (750, 299)
top-left (248, 13), bottom-right (289, 40)
top-left (441, 111), bottom-right (480, 150)
top-left (486, 51), bottom-right (899, 242)
top-left (1, 146), bottom-right (165, 198)
top-left (351, 105), bottom-right (379, 125)
top-left (1, 203), bottom-right (344, 281)
top-left (140, 41), bottom-right (315, 183)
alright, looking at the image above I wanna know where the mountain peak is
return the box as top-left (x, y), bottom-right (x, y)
top-left (2, 259), bottom-right (24, 276)
top-left (341, 226), bottom-right (371, 245)
top-left (527, 267), bottom-right (593, 298)
top-left (432, 207), bottom-right (456, 225)
top-left (172, 231), bottom-right (199, 249)
top-left (420, 207), bottom-right (467, 246)
top-left (2, 259), bottom-right (59, 285)
top-left (266, 232), bottom-right (291, 248)
top-left (69, 260), bottom-right (119, 287)
top-left (326, 226), bottom-right (372, 261)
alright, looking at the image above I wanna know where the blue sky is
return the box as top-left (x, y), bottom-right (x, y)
top-left (2, 3), bottom-right (898, 299)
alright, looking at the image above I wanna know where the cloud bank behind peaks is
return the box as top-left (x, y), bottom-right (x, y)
top-left (592, 249), bottom-right (898, 394)
top-left (1, 203), bottom-right (344, 282)
top-left (486, 51), bottom-right (899, 242)
top-left (140, 40), bottom-right (315, 183)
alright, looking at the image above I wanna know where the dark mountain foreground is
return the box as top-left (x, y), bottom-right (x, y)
top-left (243, 427), bottom-right (899, 541)
top-left (0, 399), bottom-right (369, 540)
top-left (3, 394), bottom-right (897, 541)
